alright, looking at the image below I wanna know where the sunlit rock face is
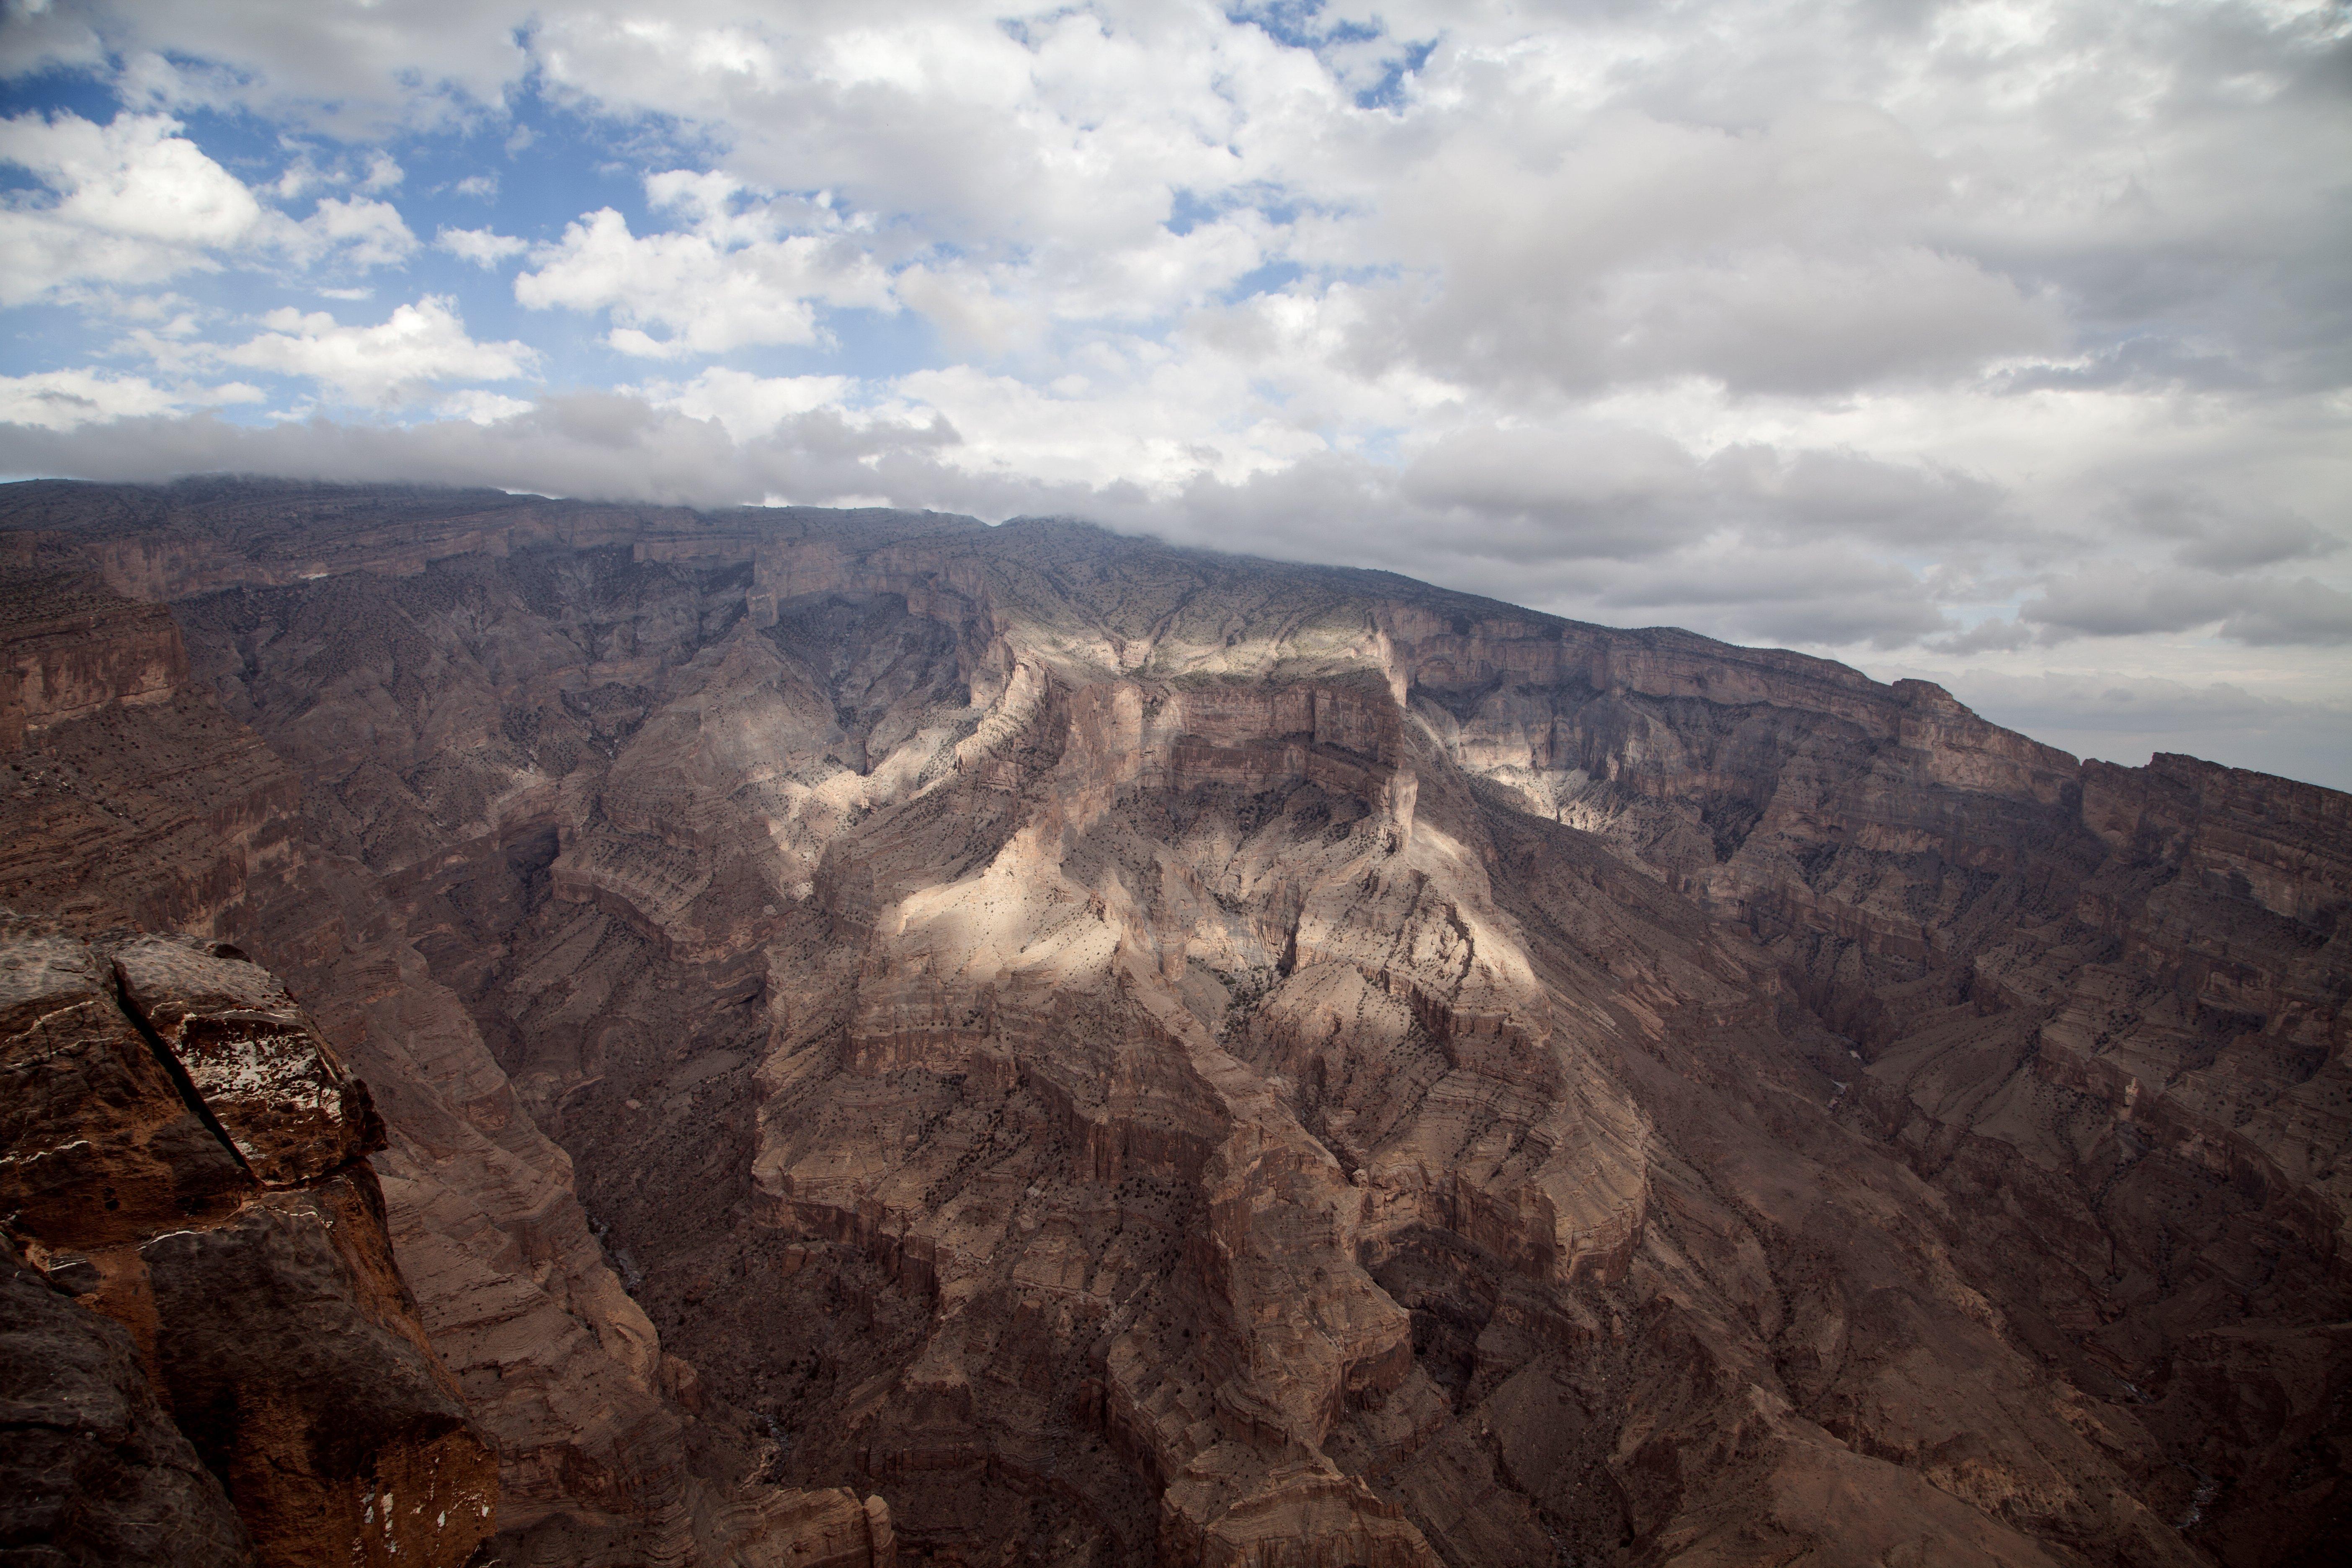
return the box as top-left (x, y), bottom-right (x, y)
top-left (1, 477), bottom-right (2345, 1566)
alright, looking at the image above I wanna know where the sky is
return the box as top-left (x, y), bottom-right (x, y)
top-left (0, 1), bottom-right (2346, 789)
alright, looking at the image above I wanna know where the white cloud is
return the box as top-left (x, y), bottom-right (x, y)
top-left (634, 367), bottom-right (856, 442)
top-left (437, 388), bottom-right (535, 425)
top-left (514, 183), bottom-right (892, 356)
top-left (286, 193), bottom-right (416, 268)
top-left (0, 110), bottom-right (418, 306)
top-left (436, 225), bottom-right (529, 268)
top-left (0, 110), bottom-right (262, 303)
top-left (219, 297), bottom-right (539, 406)
top-left (0, 368), bottom-right (259, 431)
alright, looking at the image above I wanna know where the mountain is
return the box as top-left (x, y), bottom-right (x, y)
top-left (0, 477), bottom-right (2344, 1567)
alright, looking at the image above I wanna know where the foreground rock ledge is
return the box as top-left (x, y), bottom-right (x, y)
top-left (0, 914), bottom-right (493, 1568)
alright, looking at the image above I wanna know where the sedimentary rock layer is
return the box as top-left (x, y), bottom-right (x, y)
top-left (0, 529), bottom-right (895, 1568)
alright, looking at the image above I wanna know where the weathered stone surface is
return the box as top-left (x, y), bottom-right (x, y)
top-left (3, 479), bottom-right (2345, 1565)
top-left (0, 1234), bottom-right (253, 1568)
top-left (0, 917), bottom-right (498, 1568)
top-left (0, 560), bottom-right (186, 748)
top-left (0, 916), bottom-right (250, 1251)
top-left (0, 521), bottom-right (851, 1566)
top-left (141, 1172), bottom-right (497, 1568)
top-left (109, 933), bottom-right (377, 1186)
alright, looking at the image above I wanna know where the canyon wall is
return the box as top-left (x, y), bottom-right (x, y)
top-left (0, 477), bottom-right (2342, 1566)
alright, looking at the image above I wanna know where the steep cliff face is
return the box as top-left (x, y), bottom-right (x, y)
top-left (0, 1233), bottom-right (254, 1567)
top-left (0, 541), bottom-right (896, 1568)
top-left (1, 478), bottom-right (2343, 1566)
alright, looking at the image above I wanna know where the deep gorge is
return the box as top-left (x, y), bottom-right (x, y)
top-left (3, 478), bottom-right (2346, 1567)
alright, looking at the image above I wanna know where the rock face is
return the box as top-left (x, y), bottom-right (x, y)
top-left (109, 934), bottom-right (379, 1186)
top-left (0, 915), bottom-right (497, 1568)
top-left (0, 1234), bottom-right (253, 1567)
top-left (0, 522), bottom-right (897, 1568)
top-left (0, 476), bottom-right (2344, 1566)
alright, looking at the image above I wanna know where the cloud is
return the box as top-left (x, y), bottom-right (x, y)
top-left (0, 368), bottom-right (260, 431)
top-left (632, 367), bottom-right (857, 442)
top-left (2019, 568), bottom-right (2237, 639)
top-left (1702, 446), bottom-right (2014, 546)
top-left (2012, 567), bottom-right (2352, 647)
top-left (513, 180), bottom-right (893, 356)
top-left (218, 297), bottom-right (539, 406)
top-left (2118, 488), bottom-right (2342, 573)
top-left (1593, 546), bottom-right (1955, 650)
top-left (436, 388), bottom-right (535, 425)
top-left (0, 110), bottom-right (419, 304)
top-left (284, 194), bottom-right (416, 268)
top-left (1355, 99), bottom-right (2063, 397)
top-left (2216, 577), bottom-right (2352, 646)
top-left (3, 3), bottom-right (530, 135)
top-left (0, 110), bottom-right (262, 303)
top-left (1397, 425), bottom-right (1712, 562)
top-left (0, 393), bottom-right (958, 513)
top-left (436, 226), bottom-right (529, 268)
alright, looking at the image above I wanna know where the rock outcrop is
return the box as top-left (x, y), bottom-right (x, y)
top-left (0, 915), bottom-right (497, 1567)
top-left (0, 476), bottom-right (2343, 1566)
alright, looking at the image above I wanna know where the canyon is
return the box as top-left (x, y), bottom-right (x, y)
top-left (0, 476), bottom-right (2344, 1566)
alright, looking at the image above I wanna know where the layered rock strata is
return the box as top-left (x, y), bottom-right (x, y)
top-left (0, 477), bottom-right (2342, 1565)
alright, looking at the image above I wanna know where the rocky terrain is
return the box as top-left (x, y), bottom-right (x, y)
top-left (0, 476), bottom-right (2343, 1566)
top-left (0, 917), bottom-right (495, 1568)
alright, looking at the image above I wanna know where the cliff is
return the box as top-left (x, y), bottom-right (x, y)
top-left (0, 476), bottom-right (2342, 1566)
top-left (0, 534), bottom-right (895, 1568)
top-left (0, 915), bottom-right (496, 1567)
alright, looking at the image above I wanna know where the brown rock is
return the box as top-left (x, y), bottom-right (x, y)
top-left (3, 480), bottom-right (2346, 1565)
top-left (0, 1234), bottom-right (253, 1567)
top-left (109, 933), bottom-right (379, 1186)
top-left (0, 917), bottom-right (498, 1568)
top-left (0, 562), bottom-right (186, 748)
top-left (0, 915), bottom-right (250, 1251)
top-left (140, 1172), bottom-right (497, 1568)
top-left (0, 556), bottom-right (712, 1565)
